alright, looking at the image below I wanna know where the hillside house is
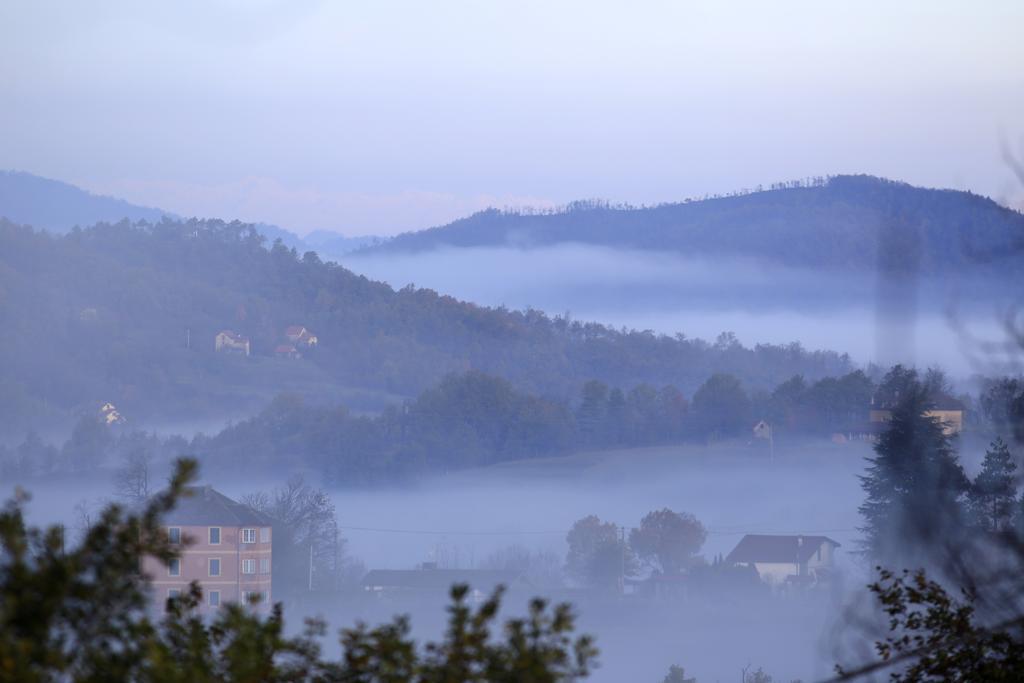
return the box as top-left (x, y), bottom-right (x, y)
top-left (725, 534), bottom-right (840, 586)
top-left (214, 330), bottom-right (250, 356)
top-left (284, 325), bottom-right (318, 348)
top-left (274, 343), bottom-right (302, 359)
top-left (99, 402), bottom-right (125, 425)
top-left (752, 420), bottom-right (772, 440)
top-left (142, 486), bottom-right (273, 614)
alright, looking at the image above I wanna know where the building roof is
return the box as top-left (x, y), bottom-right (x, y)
top-left (217, 330), bottom-right (249, 343)
top-left (275, 344), bottom-right (298, 354)
top-left (284, 325), bottom-right (309, 336)
top-left (726, 534), bottom-right (840, 565)
top-left (361, 568), bottom-right (522, 591)
top-left (161, 485), bottom-right (273, 526)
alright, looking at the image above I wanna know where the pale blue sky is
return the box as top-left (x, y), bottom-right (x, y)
top-left (1, 1), bottom-right (1022, 235)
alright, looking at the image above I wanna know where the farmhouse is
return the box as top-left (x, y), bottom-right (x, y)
top-left (725, 534), bottom-right (840, 586)
top-left (214, 330), bottom-right (251, 356)
top-left (142, 486), bottom-right (273, 613)
top-left (284, 325), bottom-right (318, 348)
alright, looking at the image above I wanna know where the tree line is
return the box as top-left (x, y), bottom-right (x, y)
top-left (6, 363), bottom-right (1022, 486)
top-left (0, 217), bottom-right (853, 437)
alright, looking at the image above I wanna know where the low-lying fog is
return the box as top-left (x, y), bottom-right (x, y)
top-left (11, 439), bottom-right (874, 682)
top-left (342, 244), bottom-right (1010, 376)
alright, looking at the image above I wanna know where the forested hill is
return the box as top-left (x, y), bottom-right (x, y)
top-left (0, 218), bottom-right (851, 435)
top-left (361, 175), bottom-right (1024, 274)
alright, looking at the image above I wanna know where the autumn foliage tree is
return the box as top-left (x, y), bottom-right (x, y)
top-left (629, 509), bottom-right (707, 575)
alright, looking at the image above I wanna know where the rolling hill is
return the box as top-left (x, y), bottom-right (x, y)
top-left (0, 218), bottom-right (851, 436)
top-left (360, 175), bottom-right (1024, 276)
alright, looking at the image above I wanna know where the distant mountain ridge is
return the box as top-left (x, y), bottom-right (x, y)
top-left (0, 170), bottom-right (381, 258)
top-left (359, 175), bottom-right (1024, 275)
top-left (0, 170), bottom-right (172, 231)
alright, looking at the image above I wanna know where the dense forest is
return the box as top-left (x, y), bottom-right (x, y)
top-left (0, 219), bottom-right (852, 436)
top-left (364, 175), bottom-right (1024, 276)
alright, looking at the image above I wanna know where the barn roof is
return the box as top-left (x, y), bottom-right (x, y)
top-left (726, 534), bottom-right (840, 565)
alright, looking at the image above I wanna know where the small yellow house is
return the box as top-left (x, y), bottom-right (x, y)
top-left (870, 398), bottom-right (964, 436)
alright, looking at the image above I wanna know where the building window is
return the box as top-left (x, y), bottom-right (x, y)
top-left (168, 588), bottom-right (181, 599)
top-left (209, 527), bottom-right (221, 545)
top-left (241, 559), bottom-right (256, 574)
top-left (209, 558), bottom-right (221, 577)
top-left (168, 527), bottom-right (181, 544)
top-left (260, 527), bottom-right (270, 543)
top-left (259, 558), bottom-right (270, 574)
top-left (242, 590), bottom-right (265, 604)
top-left (241, 528), bottom-right (257, 544)
top-left (168, 558), bottom-right (180, 577)
top-left (209, 591), bottom-right (220, 607)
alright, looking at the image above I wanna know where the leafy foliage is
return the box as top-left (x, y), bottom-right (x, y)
top-left (837, 568), bottom-right (1024, 682)
top-left (564, 515), bottom-right (637, 590)
top-left (628, 509), bottom-right (707, 575)
top-left (0, 458), bottom-right (599, 682)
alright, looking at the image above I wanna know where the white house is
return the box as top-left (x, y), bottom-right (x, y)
top-left (725, 534), bottom-right (840, 586)
top-left (214, 330), bottom-right (251, 356)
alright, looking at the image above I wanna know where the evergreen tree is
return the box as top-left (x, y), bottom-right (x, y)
top-left (968, 438), bottom-right (1018, 532)
top-left (577, 381), bottom-right (609, 445)
top-left (859, 384), bottom-right (969, 566)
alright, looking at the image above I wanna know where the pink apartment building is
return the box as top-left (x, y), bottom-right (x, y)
top-left (144, 485), bottom-right (273, 613)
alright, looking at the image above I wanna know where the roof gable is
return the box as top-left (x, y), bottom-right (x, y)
top-left (726, 534), bottom-right (840, 565)
top-left (161, 486), bottom-right (272, 526)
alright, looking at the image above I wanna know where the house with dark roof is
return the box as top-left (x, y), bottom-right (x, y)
top-left (142, 486), bottom-right (273, 613)
top-left (725, 534), bottom-right (840, 586)
top-left (361, 563), bottom-right (524, 602)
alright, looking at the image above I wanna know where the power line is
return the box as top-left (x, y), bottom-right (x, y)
top-left (337, 524), bottom-right (859, 537)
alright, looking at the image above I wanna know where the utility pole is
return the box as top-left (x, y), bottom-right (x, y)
top-left (308, 544), bottom-right (314, 592)
top-left (619, 525), bottom-right (626, 596)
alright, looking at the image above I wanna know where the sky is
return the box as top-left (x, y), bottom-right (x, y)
top-left (1, 0), bottom-right (1023, 237)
